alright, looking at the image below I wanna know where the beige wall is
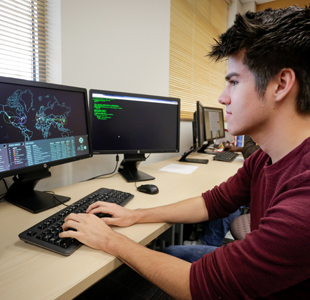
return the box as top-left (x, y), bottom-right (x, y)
top-left (257, 0), bottom-right (309, 10)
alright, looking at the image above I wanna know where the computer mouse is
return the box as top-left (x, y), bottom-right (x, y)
top-left (137, 184), bottom-right (159, 195)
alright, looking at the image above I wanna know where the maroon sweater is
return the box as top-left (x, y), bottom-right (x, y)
top-left (190, 137), bottom-right (310, 299)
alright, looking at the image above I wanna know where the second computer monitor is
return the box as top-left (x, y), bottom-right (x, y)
top-left (203, 106), bottom-right (225, 142)
top-left (89, 89), bottom-right (180, 182)
top-left (194, 101), bottom-right (205, 150)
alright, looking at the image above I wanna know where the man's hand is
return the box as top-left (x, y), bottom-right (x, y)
top-left (59, 212), bottom-right (192, 300)
top-left (59, 213), bottom-right (119, 253)
top-left (224, 142), bottom-right (243, 153)
top-left (86, 201), bottom-right (139, 227)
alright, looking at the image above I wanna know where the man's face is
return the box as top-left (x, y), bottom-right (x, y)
top-left (218, 51), bottom-right (274, 138)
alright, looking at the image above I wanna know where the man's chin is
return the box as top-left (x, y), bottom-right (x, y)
top-left (227, 127), bottom-right (237, 135)
top-left (227, 127), bottom-right (244, 137)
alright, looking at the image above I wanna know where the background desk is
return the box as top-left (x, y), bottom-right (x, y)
top-left (0, 154), bottom-right (243, 300)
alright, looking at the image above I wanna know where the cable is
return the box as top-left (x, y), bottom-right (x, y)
top-left (96, 171), bottom-right (120, 179)
top-left (44, 191), bottom-right (69, 207)
top-left (127, 169), bottom-right (139, 189)
top-left (1, 178), bottom-right (8, 191)
top-left (34, 155), bottom-right (121, 209)
top-left (130, 153), bottom-right (152, 189)
top-left (0, 179), bottom-right (8, 202)
top-left (83, 154), bottom-right (120, 181)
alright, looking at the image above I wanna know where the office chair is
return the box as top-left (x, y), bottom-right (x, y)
top-left (230, 213), bottom-right (251, 240)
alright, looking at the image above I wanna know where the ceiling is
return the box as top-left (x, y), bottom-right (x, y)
top-left (240, 0), bottom-right (276, 4)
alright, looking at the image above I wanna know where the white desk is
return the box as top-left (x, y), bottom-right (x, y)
top-left (0, 154), bottom-right (243, 300)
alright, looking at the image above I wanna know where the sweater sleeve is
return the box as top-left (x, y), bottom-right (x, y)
top-left (190, 175), bottom-right (310, 299)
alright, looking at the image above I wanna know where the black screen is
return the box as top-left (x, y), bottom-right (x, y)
top-left (0, 76), bottom-right (92, 213)
top-left (90, 90), bottom-right (180, 154)
top-left (0, 77), bottom-right (91, 178)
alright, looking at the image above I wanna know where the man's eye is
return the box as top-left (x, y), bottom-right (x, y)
top-left (231, 80), bottom-right (238, 86)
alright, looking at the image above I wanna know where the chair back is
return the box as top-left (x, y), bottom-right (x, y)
top-left (230, 213), bottom-right (251, 240)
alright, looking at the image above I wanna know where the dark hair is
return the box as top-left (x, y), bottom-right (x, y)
top-left (209, 6), bottom-right (310, 114)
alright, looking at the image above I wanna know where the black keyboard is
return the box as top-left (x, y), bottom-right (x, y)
top-left (213, 151), bottom-right (238, 162)
top-left (19, 188), bottom-right (134, 256)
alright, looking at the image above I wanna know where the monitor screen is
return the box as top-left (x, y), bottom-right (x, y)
top-left (0, 76), bottom-right (92, 213)
top-left (203, 106), bottom-right (225, 141)
top-left (89, 89), bottom-right (180, 182)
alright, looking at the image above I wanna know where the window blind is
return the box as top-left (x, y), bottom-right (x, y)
top-left (0, 0), bottom-right (48, 81)
top-left (169, 0), bottom-right (229, 120)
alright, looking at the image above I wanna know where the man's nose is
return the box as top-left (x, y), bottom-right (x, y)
top-left (218, 89), bottom-right (230, 105)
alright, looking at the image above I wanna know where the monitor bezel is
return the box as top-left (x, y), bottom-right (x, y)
top-left (0, 75), bottom-right (93, 180)
top-left (195, 101), bottom-right (206, 149)
top-left (89, 89), bottom-right (181, 155)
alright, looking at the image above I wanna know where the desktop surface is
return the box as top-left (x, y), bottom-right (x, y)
top-left (0, 155), bottom-right (243, 300)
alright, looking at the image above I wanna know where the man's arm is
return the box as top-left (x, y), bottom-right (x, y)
top-left (224, 142), bottom-right (243, 153)
top-left (60, 213), bottom-right (192, 300)
top-left (86, 195), bottom-right (209, 227)
top-left (59, 195), bottom-right (210, 299)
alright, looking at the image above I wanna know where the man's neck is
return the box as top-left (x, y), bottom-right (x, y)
top-left (254, 115), bottom-right (310, 164)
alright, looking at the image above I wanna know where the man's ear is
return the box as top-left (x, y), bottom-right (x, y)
top-left (274, 68), bottom-right (296, 102)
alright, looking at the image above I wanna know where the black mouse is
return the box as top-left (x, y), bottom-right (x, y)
top-left (137, 184), bottom-right (159, 195)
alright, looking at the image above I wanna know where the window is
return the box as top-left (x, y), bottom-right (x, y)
top-left (0, 0), bottom-right (48, 81)
top-left (169, 0), bottom-right (229, 120)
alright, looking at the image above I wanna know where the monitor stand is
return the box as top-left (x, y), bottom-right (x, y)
top-left (197, 141), bottom-right (212, 153)
top-left (5, 169), bottom-right (70, 213)
top-left (179, 148), bottom-right (209, 164)
top-left (118, 154), bottom-right (155, 182)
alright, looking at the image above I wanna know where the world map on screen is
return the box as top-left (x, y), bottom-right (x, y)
top-left (1, 89), bottom-right (72, 142)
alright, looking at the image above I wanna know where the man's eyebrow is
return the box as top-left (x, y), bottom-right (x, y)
top-left (225, 72), bottom-right (239, 81)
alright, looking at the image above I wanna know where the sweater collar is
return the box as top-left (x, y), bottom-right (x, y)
top-left (264, 136), bottom-right (310, 169)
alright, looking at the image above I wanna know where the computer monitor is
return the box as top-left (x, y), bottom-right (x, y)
top-left (179, 104), bottom-right (225, 164)
top-left (194, 105), bottom-right (225, 152)
top-left (89, 89), bottom-right (180, 182)
top-left (0, 76), bottom-right (92, 213)
top-left (203, 106), bottom-right (225, 144)
top-left (193, 101), bottom-right (205, 151)
top-left (179, 101), bottom-right (209, 164)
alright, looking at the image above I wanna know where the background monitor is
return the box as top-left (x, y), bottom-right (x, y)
top-left (203, 106), bottom-right (225, 143)
top-left (89, 89), bottom-right (180, 182)
top-left (0, 76), bottom-right (92, 213)
top-left (188, 104), bottom-right (225, 155)
top-left (179, 101), bottom-right (208, 164)
top-left (193, 101), bottom-right (205, 151)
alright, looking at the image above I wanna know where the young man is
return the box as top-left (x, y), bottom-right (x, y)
top-left (60, 6), bottom-right (310, 299)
